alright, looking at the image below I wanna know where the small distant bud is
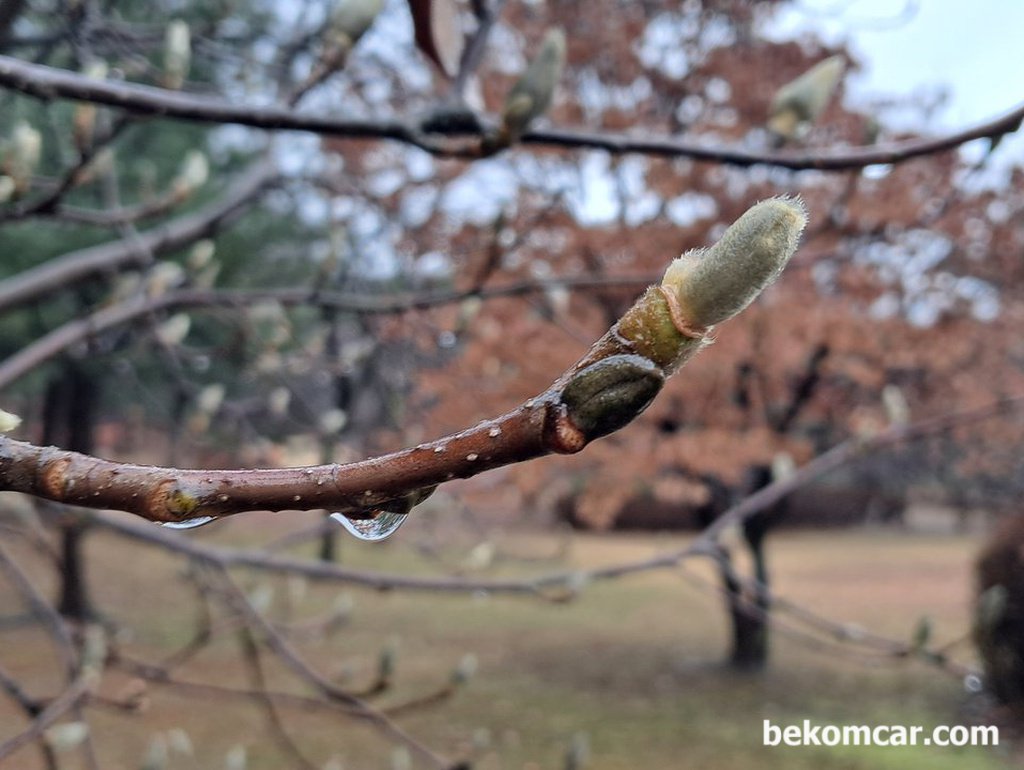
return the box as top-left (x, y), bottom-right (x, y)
top-left (141, 735), bottom-right (169, 770)
top-left (247, 583), bottom-right (274, 614)
top-left (472, 727), bottom-right (492, 750)
top-left (452, 653), bottom-right (478, 685)
top-left (268, 387), bottom-right (291, 416)
top-left (74, 147), bottom-right (116, 185)
top-left (882, 384), bottom-right (910, 426)
top-left (187, 239), bottom-right (216, 271)
top-left (163, 20), bottom-right (191, 89)
top-left (156, 313), bottom-right (191, 346)
top-left (462, 541), bottom-right (495, 571)
top-left (565, 732), bottom-right (591, 770)
top-left (457, 296), bottom-right (483, 329)
top-left (166, 728), bottom-right (194, 756)
top-left (0, 407), bottom-right (22, 433)
top-left (73, 60), bottom-right (108, 151)
top-left (80, 624), bottom-right (107, 689)
top-left (328, 0), bottom-right (384, 47)
top-left (500, 28), bottom-right (566, 143)
top-left (146, 261), bottom-right (186, 296)
top-left (390, 747), bottom-right (412, 770)
top-left (771, 452), bottom-right (796, 482)
top-left (976, 584), bottom-right (1008, 632)
top-left (319, 408), bottom-right (348, 435)
top-left (5, 120), bottom-right (42, 193)
top-left (224, 744), bottom-right (247, 770)
top-left (662, 198), bottom-right (807, 329)
top-left (196, 384), bottom-right (225, 415)
top-left (255, 350), bottom-right (282, 374)
top-left (543, 282), bottom-right (571, 318)
top-left (173, 150), bottom-right (208, 198)
top-left (0, 175), bottom-right (14, 202)
top-left (768, 55), bottom-right (845, 142)
top-left (45, 722), bottom-right (90, 752)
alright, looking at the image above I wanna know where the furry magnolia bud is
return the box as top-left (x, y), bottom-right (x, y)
top-left (500, 28), bottom-right (566, 143)
top-left (328, 0), bottom-right (384, 47)
top-left (172, 150), bottom-right (208, 198)
top-left (73, 60), bottom-right (108, 152)
top-left (662, 198), bottom-right (807, 329)
top-left (163, 20), bottom-right (191, 89)
top-left (559, 355), bottom-right (664, 443)
top-left (768, 55), bottom-right (845, 141)
top-left (0, 407), bottom-right (22, 433)
top-left (5, 120), bottom-right (42, 194)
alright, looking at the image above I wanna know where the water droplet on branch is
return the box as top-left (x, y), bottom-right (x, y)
top-left (160, 516), bottom-right (215, 530)
top-left (330, 510), bottom-right (408, 541)
top-left (329, 486), bottom-right (435, 542)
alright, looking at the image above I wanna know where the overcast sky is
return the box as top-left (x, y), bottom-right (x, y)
top-left (763, 0), bottom-right (1024, 172)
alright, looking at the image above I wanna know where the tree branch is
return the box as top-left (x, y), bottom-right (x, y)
top-left (0, 199), bottom-right (806, 526)
top-left (0, 54), bottom-right (1021, 169)
top-left (73, 391), bottom-right (1024, 596)
top-left (0, 275), bottom-right (659, 389)
top-left (0, 159), bottom-right (277, 316)
top-left (0, 675), bottom-right (91, 763)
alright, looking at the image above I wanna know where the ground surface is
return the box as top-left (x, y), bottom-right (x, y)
top-left (0, 517), bottom-right (1011, 769)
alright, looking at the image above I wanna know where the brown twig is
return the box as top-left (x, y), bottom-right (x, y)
top-left (207, 566), bottom-right (453, 769)
top-left (71, 392), bottom-right (1024, 596)
top-left (0, 543), bottom-right (77, 676)
top-left (0, 664), bottom-right (58, 770)
top-left (0, 54), bottom-right (1020, 169)
top-left (0, 273), bottom-right (704, 523)
top-left (0, 675), bottom-right (91, 763)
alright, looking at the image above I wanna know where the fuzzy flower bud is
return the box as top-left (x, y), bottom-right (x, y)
top-left (500, 28), bottom-right (566, 143)
top-left (73, 60), bottom-right (109, 152)
top-left (768, 55), bottom-right (845, 141)
top-left (172, 150), bottom-right (208, 198)
top-left (451, 652), bottom-right (478, 685)
top-left (0, 407), bottom-right (22, 433)
top-left (662, 197), bottom-right (807, 329)
top-left (882, 384), bottom-right (910, 426)
top-left (163, 20), bottom-right (191, 89)
top-left (5, 120), bottom-right (42, 194)
top-left (45, 722), bottom-right (90, 752)
top-left (328, 0), bottom-right (384, 47)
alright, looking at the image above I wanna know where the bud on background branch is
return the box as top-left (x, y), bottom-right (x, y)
top-left (497, 28), bottom-right (566, 147)
top-left (767, 54), bottom-right (845, 143)
top-left (163, 20), bottom-right (191, 90)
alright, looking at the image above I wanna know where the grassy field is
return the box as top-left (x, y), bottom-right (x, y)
top-left (0, 517), bottom-right (1012, 769)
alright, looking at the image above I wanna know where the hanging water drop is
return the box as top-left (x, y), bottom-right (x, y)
top-left (330, 510), bottom-right (408, 541)
top-left (160, 515), bottom-right (216, 530)
top-left (330, 486), bottom-right (436, 542)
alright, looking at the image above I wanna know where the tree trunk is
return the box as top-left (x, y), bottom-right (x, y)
top-left (44, 361), bottom-right (98, 622)
top-left (722, 464), bottom-right (779, 671)
top-left (718, 545), bottom-right (770, 670)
